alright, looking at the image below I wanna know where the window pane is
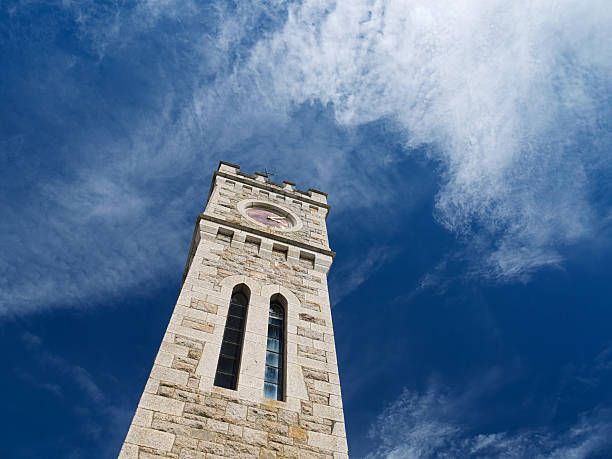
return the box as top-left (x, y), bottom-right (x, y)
top-left (270, 303), bottom-right (283, 317)
top-left (267, 337), bottom-right (280, 353)
top-left (226, 315), bottom-right (243, 331)
top-left (268, 325), bottom-right (280, 339)
top-left (232, 293), bottom-right (248, 306)
top-left (264, 382), bottom-right (278, 400)
top-left (217, 356), bottom-right (236, 374)
top-left (220, 341), bottom-right (239, 357)
top-left (224, 329), bottom-right (241, 345)
top-left (214, 372), bottom-right (233, 389)
top-left (229, 303), bottom-right (245, 317)
top-left (265, 365), bottom-right (279, 383)
top-left (266, 351), bottom-right (279, 367)
top-left (264, 301), bottom-right (284, 401)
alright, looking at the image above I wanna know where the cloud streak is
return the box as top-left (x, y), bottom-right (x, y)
top-left (18, 332), bottom-right (132, 456)
top-left (330, 245), bottom-right (401, 305)
top-left (243, 0), bottom-right (612, 279)
top-left (21, 332), bottom-right (106, 403)
top-left (1, 0), bottom-right (611, 314)
top-left (365, 384), bottom-right (612, 459)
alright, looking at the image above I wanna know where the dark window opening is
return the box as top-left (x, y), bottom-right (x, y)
top-left (214, 286), bottom-right (249, 390)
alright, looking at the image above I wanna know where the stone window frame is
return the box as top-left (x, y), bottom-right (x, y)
top-left (213, 284), bottom-right (250, 390)
top-left (196, 274), bottom-right (309, 409)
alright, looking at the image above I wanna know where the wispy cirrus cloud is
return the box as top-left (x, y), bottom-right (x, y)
top-left (18, 332), bottom-right (132, 456)
top-left (21, 332), bottom-right (106, 403)
top-left (330, 245), bottom-right (402, 305)
top-left (1, 0), bottom-right (611, 315)
top-left (364, 344), bottom-right (612, 458)
top-left (243, 0), bottom-right (612, 279)
top-left (366, 383), bottom-right (612, 459)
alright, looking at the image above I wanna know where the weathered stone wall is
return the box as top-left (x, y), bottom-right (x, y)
top-left (119, 163), bottom-right (348, 458)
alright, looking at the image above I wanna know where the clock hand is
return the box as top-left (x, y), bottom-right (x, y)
top-left (266, 216), bottom-right (289, 227)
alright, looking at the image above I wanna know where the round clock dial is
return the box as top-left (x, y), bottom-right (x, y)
top-left (246, 208), bottom-right (290, 229)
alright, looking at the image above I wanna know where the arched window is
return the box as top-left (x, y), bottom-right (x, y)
top-left (214, 285), bottom-right (250, 390)
top-left (264, 296), bottom-right (285, 401)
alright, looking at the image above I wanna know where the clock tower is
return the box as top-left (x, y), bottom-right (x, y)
top-left (120, 161), bottom-right (348, 458)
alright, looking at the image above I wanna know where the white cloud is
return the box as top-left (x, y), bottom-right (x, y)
top-left (242, 0), bottom-right (612, 279)
top-left (2, 0), bottom-right (610, 314)
top-left (366, 384), bottom-right (612, 459)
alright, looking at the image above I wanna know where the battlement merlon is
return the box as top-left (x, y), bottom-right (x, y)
top-left (210, 160), bottom-right (330, 210)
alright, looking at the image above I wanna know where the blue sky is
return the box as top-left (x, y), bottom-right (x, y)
top-left (1, 0), bottom-right (612, 457)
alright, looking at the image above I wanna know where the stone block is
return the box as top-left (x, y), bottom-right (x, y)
top-left (288, 426), bottom-right (307, 441)
top-left (297, 327), bottom-right (324, 341)
top-left (179, 449), bottom-right (205, 459)
top-left (329, 394), bottom-right (343, 408)
top-left (150, 365), bottom-right (189, 386)
top-left (151, 418), bottom-right (192, 437)
top-left (154, 351), bottom-right (175, 368)
top-left (299, 419), bottom-right (332, 434)
top-left (298, 313), bottom-right (326, 326)
top-left (332, 421), bottom-right (346, 437)
top-left (168, 323), bottom-right (211, 342)
top-left (312, 381), bottom-right (341, 395)
top-left (247, 406), bottom-right (277, 422)
top-left (175, 434), bottom-right (199, 450)
top-left (298, 356), bottom-right (339, 373)
top-left (198, 440), bottom-right (224, 455)
top-left (228, 423), bottom-right (243, 438)
top-left (207, 418), bottom-right (229, 433)
top-left (278, 409), bottom-right (298, 425)
top-left (269, 433), bottom-right (294, 446)
top-left (307, 431), bottom-right (348, 453)
top-left (140, 393), bottom-right (185, 416)
top-left (144, 378), bottom-right (160, 394)
top-left (302, 367), bottom-right (328, 382)
top-left (125, 425), bottom-right (175, 451)
top-left (260, 448), bottom-right (278, 459)
top-left (118, 443), bottom-right (138, 459)
top-left (132, 408), bottom-right (153, 427)
top-left (224, 440), bottom-right (260, 458)
top-left (174, 335), bottom-right (204, 350)
top-left (312, 404), bottom-right (345, 422)
top-left (159, 341), bottom-right (190, 357)
top-left (309, 322), bottom-right (332, 335)
top-left (242, 426), bottom-right (268, 446)
top-left (176, 304), bottom-right (209, 322)
top-left (181, 318), bottom-right (215, 334)
top-left (225, 402), bottom-right (247, 420)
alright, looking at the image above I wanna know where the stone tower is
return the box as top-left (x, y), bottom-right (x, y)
top-left (120, 161), bottom-right (348, 458)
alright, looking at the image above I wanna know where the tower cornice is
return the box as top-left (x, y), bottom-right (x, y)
top-left (198, 213), bottom-right (336, 258)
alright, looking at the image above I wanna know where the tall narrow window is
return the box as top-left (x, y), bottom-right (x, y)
top-left (214, 285), bottom-right (249, 390)
top-left (264, 297), bottom-right (285, 401)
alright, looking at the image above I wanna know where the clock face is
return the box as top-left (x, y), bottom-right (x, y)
top-left (246, 208), bottom-right (290, 229)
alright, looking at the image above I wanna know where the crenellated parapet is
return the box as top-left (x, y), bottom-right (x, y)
top-left (215, 161), bottom-right (329, 207)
